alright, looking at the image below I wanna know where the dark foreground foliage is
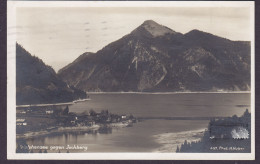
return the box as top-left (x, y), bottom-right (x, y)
top-left (177, 109), bottom-right (251, 153)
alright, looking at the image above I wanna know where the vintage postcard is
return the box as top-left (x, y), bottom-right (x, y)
top-left (7, 1), bottom-right (255, 160)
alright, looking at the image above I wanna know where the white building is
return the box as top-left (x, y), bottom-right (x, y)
top-left (46, 110), bottom-right (54, 114)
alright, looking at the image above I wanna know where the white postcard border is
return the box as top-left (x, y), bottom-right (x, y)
top-left (7, 1), bottom-right (255, 160)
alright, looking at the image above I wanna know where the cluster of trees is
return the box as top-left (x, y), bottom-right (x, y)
top-left (208, 109), bottom-right (251, 139)
top-left (52, 105), bottom-right (69, 117)
top-left (177, 109), bottom-right (251, 153)
top-left (62, 109), bottom-right (135, 127)
top-left (176, 140), bottom-right (204, 153)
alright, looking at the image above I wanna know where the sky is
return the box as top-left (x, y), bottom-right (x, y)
top-left (15, 7), bottom-right (251, 72)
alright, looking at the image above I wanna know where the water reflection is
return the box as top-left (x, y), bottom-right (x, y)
top-left (98, 126), bottom-right (112, 134)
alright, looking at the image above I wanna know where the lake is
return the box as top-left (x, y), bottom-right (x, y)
top-left (25, 93), bottom-right (251, 153)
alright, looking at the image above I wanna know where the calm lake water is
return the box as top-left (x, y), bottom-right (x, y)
top-left (26, 93), bottom-right (251, 153)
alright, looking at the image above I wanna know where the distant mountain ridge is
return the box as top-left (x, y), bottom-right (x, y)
top-left (16, 43), bottom-right (87, 105)
top-left (58, 20), bottom-right (251, 92)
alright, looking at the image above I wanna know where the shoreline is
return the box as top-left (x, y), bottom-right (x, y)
top-left (16, 91), bottom-right (250, 107)
top-left (87, 91), bottom-right (251, 94)
top-left (16, 98), bottom-right (91, 108)
top-left (16, 126), bottom-right (99, 139)
top-left (17, 122), bottom-right (132, 139)
top-left (153, 128), bottom-right (207, 153)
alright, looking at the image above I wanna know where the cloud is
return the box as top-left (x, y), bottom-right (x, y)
top-left (8, 32), bottom-right (24, 35)
top-left (8, 26), bottom-right (24, 29)
top-left (114, 26), bottom-right (125, 29)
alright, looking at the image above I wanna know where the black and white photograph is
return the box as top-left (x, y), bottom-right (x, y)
top-left (7, 1), bottom-right (255, 160)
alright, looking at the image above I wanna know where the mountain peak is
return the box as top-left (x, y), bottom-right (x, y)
top-left (139, 20), bottom-right (176, 37)
top-left (185, 29), bottom-right (231, 42)
top-left (142, 20), bottom-right (159, 26)
top-left (186, 29), bottom-right (211, 36)
top-left (58, 20), bottom-right (251, 92)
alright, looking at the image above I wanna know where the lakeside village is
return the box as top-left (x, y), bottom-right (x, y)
top-left (16, 104), bottom-right (137, 137)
